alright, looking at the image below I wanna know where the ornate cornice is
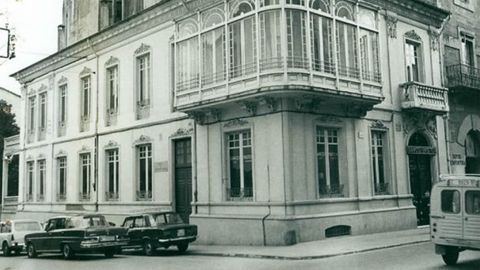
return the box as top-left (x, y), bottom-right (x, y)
top-left (134, 43), bottom-right (151, 55)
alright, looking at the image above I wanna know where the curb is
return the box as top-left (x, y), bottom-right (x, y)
top-left (189, 239), bottom-right (431, 261)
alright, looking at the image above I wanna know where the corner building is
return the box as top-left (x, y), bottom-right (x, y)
top-left (12, 0), bottom-right (450, 245)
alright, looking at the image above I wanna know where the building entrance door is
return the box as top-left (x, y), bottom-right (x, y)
top-left (174, 138), bottom-right (192, 223)
top-left (407, 132), bottom-right (434, 226)
top-left (465, 130), bottom-right (480, 174)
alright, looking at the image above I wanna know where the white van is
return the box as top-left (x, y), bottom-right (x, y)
top-left (430, 175), bottom-right (480, 265)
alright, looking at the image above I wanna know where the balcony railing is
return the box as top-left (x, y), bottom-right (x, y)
top-left (79, 192), bottom-right (91, 201)
top-left (136, 190), bottom-right (152, 201)
top-left (319, 184), bottom-right (344, 198)
top-left (174, 57), bottom-right (383, 111)
top-left (106, 192), bottom-right (119, 201)
top-left (374, 182), bottom-right (390, 196)
top-left (400, 81), bottom-right (448, 113)
top-left (446, 64), bottom-right (480, 91)
top-left (227, 187), bottom-right (253, 201)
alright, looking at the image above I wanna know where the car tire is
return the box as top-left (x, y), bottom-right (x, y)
top-left (143, 240), bottom-right (155, 256)
top-left (177, 242), bottom-right (188, 253)
top-left (26, 243), bottom-right (37, 258)
top-left (104, 248), bottom-right (115, 258)
top-left (62, 244), bottom-right (75, 260)
top-left (442, 247), bottom-right (459, 265)
top-left (2, 242), bottom-right (11, 257)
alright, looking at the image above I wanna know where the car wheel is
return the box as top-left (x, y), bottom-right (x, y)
top-left (442, 247), bottom-right (459, 265)
top-left (143, 240), bottom-right (155, 256)
top-left (26, 243), bottom-right (37, 258)
top-left (62, 244), bottom-right (74, 260)
top-left (2, 242), bottom-right (11, 257)
top-left (104, 248), bottom-right (115, 258)
top-left (177, 242), bottom-right (188, 253)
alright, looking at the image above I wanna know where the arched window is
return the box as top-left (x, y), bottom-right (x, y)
top-left (286, 0), bottom-right (305, 5)
top-left (466, 130), bottom-right (480, 158)
top-left (310, 0), bottom-right (329, 13)
top-left (203, 8), bottom-right (224, 29)
top-left (178, 19), bottom-right (198, 39)
top-left (408, 132), bottom-right (430, 146)
top-left (229, 0), bottom-right (255, 18)
top-left (335, 1), bottom-right (354, 21)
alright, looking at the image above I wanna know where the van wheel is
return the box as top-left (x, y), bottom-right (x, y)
top-left (27, 243), bottom-right (37, 258)
top-left (62, 244), bottom-right (74, 260)
top-left (442, 247), bottom-right (459, 265)
top-left (2, 242), bottom-right (11, 257)
top-left (177, 242), bottom-right (188, 253)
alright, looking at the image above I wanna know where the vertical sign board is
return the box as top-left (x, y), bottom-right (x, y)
top-left (0, 28), bottom-right (10, 58)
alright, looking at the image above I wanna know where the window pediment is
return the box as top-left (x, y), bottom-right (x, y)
top-left (405, 30), bottom-right (422, 42)
top-left (55, 150), bottom-right (67, 158)
top-left (134, 43), bottom-right (151, 56)
top-left (105, 56), bottom-right (120, 67)
top-left (104, 140), bottom-right (119, 149)
top-left (80, 67), bottom-right (92, 77)
top-left (37, 84), bottom-right (47, 93)
top-left (57, 76), bottom-right (68, 86)
top-left (133, 135), bottom-right (152, 145)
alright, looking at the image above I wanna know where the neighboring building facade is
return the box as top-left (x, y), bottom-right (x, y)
top-left (12, 0), bottom-right (450, 245)
top-left (0, 87), bottom-right (20, 117)
top-left (438, 0), bottom-right (480, 176)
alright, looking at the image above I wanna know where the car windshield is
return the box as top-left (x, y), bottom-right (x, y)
top-left (15, 221), bottom-right (42, 232)
top-left (67, 216), bottom-right (108, 228)
top-left (153, 213), bottom-right (184, 225)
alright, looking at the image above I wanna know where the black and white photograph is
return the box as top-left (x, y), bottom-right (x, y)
top-left (0, 0), bottom-right (479, 269)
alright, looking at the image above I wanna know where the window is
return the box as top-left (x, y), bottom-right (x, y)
top-left (441, 190), bottom-right (460, 214)
top-left (106, 65), bottom-right (119, 115)
top-left (310, 13), bottom-right (333, 73)
top-left (176, 37), bottom-right (199, 90)
top-left (286, 9), bottom-right (308, 69)
top-left (80, 76), bottom-right (91, 122)
top-left (461, 33), bottom-right (475, 67)
top-left (59, 84), bottom-right (67, 124)
top-left (336, 21), bottom-right (358, 78)
top-left (229, 15), bottom-right (257, 78)
top-left (466, 191), bottom-right (480, 215)
top-left (26, 161), bottom-right (34, 202)
top-left (38, 92), bottom-right (47, 138)
top-left (79, 153), bottom-right (91, 201)
top-left (227, 130), bottom-right (253, 199)
top-left (106, 149), bottom-right (120, 201)
top-left (57, 157), bottom-right (67, 201)
top-left (136, 53), bottom-right (150, 107)
top-left (259, 10), bottom-right (282, 70)
top-left (405, 40), bottom-right (423, 82)
top-left (371, 131), bottom-right (389, 195)
top-left (37, 159), bottom-right (46, 202)
top-left (202, 27), bottom-right (226, 85)
top-left (124, 0), bottom-right (144, 18)
top-left (311, 0), bottom-right (330, 13)
top-left (28, 96), bottom-right (36, 135)
top-left (136, 144), bottom-right (152, 200)
top-left (316, 127), bottom-right (342, 197)
top-left (360, 30), bottom-right (380, 82)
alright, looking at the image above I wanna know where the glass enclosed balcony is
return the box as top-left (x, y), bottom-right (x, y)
top-left (173, 0), bottom-right (383, 113)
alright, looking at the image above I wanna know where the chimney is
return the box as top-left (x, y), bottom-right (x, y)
top-left (57, 24), bottom-right (66, 51)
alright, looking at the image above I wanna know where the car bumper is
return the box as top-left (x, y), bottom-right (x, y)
top-left (158, 236), bottom-right (196, 245)
top-left (9, 243), bottom-right (25, 251)
top-left (80, 241), bottom-right (128, 249)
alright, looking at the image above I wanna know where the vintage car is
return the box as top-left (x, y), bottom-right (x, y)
top-left (0, 219), bottom-right (43, 256)
top-left (24, 214), bottom-right (128, 259)
top-left (430, 175), bottom-right (480, 265)
top-left (121, 211), bottom-right (197, 255)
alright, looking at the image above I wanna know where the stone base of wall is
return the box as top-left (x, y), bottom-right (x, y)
top-left (191, 206), bottom-right (417, 246)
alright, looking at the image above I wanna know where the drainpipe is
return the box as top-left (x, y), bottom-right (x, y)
top-left (193, 121), bottom-right (198, 214)
top-left (87, 38), bottom-right (100, 212)
top-left (262, 165), bottom-right (271, 246)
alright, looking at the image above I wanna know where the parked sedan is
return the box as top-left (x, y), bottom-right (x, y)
top-left (0, 219), bottom-right (43, 256)
top-left (24, 214), bottom-right (128, 259)
top-left (121, 212), bottom-right (197, 255)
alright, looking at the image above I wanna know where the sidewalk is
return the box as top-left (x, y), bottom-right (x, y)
top-left (189, 227), bottom-right (431, 260)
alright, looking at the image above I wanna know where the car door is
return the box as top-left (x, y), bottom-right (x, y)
top-left (123, 217), bottom-right (139, 248)
top-left (463, 189), bottom-right (480, 244)
top-left (46, 218), bottom-right (66, 251)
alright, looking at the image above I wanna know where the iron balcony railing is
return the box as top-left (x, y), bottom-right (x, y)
top-left (446, 64), bottom-right (480, 90)
top-left (400, 81), bottom-right (449, 113)
top-left (319, 184), bottom-right (344, 198)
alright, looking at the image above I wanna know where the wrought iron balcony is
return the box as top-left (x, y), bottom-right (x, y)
top-left (319, 184), bottom-right (345, 198)
top-left (400, 81), bottom-right (448, 113)
top-left (446, 64), bottom-right (480, 91)
top-left (227, 187), bottom-right (253, 201)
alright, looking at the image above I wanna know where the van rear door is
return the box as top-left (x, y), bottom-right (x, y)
top-left (436, 189), bottom-right (463, 241)
top-left (463, 189), bottom-right (480, 246)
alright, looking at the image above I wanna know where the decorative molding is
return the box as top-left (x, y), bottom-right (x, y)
top-left (257, 97), bottom-right (277, 111)
top-left (385, 15), bottom-right (398, 39)
top-left (428, 29), bottom-right (440, 51)
top-left (27, 88), bottom-right (36, 96)
top-left (343, 103), bottom-right (373, 117)
top-left (37, 84), bottom-right (47, 93)
top-left (37, 153), bottom-right (45, 159)
top-left (104, 140), bottom-right (119, 149)
top-left (404, 30), bottom-right (421, 41)
top-left (80, 67), bottom-right (92, 77)
top-left (403, 111), bottom-right (438, 140)
top-left (57, 76), bottom-right (68, 85)
top-left (224, 119), bottom-right (249, 128)
top-left (316, 115), bottom-right (343, 124)
top-left (170, 127), bottom-right (194, 138)
top-left (239, 102), bottom-right (257, 116)
top-left (26, 155), bottom-right (34, 161)
top-left (79, 145), bottom-right (91, 153)
top-left (55, 150), bottom-right (67, 158)
top-left (205, 109), bottom-right (221, 123)
top-left (134, 135), bottom-right (152, 145)
top-left (105, 56), bottom-right (119, 67)
top-left (371, 120), bottom-right (387, 130)
top-left (188, 112), bottom-right (205, 125)
top-left (134, 43), bottom-right (151, 55)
